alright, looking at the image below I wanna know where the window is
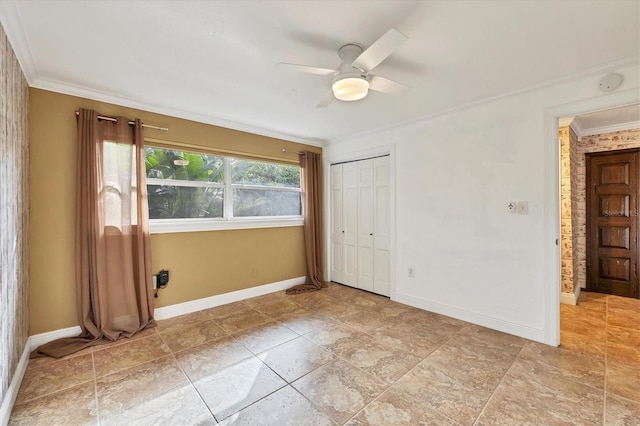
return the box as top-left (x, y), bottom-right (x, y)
top-left (231, 158), bottom-right (301, 217)
top-left (144, 147), bottom-right (302, 233)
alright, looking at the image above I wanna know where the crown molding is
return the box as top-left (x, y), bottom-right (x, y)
top-left (30, 76), bottom-right (325, 147)
top-left (570, 119), bottom-right (584, 140)
top-left (558, 117), bottom-right (574, 128)
top-left (558, 117), bottom-right (584, 140)
top-left (0, 0), bottom-right (37, 83)
top-left (577, 120), bottom-right (640, 138)
top-left (328, 56), bottom-right (640, 145)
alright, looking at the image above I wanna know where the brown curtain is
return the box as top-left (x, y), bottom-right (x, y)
top-left (32, 109), bottom-right (155, 358)
top-left (287, 151), bottom-right (327, 294)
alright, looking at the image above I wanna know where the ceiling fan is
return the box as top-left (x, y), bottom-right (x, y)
top-left (277, 29), bottom-right (411, 108)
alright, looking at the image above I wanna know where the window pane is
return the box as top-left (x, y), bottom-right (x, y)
top-left (231, 158), bottom-right (300, 188)
top-left (145, 147), bottom-right (224, 183)
top-left (233, 189), bottom-right (301, 217)
top-left (103, 141), bottom-right (137, 228)
top-left (148, 185), bottom-right (223, 219)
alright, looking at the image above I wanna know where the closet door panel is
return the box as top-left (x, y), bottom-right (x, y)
top-left (329, 164), bottom-right (344, 283)
top-left (374, 250), bottom-right (390, 297)
top-left (357, 159), bottom-right (374, 291)
top-left (374, 156), bottom-right (391, 296)
top-left (342, 162), bottom-right (358, 287)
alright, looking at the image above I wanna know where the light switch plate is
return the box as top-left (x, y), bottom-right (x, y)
top-left (517, 201), bottom-right (528, 215)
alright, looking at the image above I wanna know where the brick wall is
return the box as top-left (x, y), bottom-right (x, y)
top-left (0, 21), bottom-right (30, 408)
top-left (559, 127), bottom-right (574, 293)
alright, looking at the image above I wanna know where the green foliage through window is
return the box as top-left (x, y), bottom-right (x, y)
top-left (144, 147), bottom-right (301, 221)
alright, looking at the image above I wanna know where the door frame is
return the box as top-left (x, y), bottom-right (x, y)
top-left (585, 148), bottom-right (640, 297)
top-left (324, 144), bottom-right (397, 299)
top-left (543, 88), bottom-right (640, 346)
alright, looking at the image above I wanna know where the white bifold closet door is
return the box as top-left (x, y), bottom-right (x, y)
top-left (330, 156), bottom-right (390, 296)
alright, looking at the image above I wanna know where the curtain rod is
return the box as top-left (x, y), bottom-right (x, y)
top-left (75, 111), bottom-right (168, 131)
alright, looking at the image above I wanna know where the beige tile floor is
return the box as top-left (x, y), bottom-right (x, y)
top-left (9, 284), bottom-right (640, 425)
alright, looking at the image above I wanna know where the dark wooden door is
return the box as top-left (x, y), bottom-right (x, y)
top-left (587, 149), bottom-right (640, 298)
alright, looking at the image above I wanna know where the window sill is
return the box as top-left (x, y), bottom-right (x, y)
top-left (149, 217), bottom-right (304, 234)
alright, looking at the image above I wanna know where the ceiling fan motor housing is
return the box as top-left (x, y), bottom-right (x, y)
top-left (338, 44), bottom-right (364, 63)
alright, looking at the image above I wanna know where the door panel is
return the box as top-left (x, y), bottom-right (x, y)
top-left (374, 249), bottom-right (390, 297)
top-left (587, 150), bottom-right (639, 298)
top-left (600, 226), bottom-right (630, 249)
top-left (342, 162), bottom-right (358, 287)
top-left (357, 160), bottom-right (374, 291)
top-left (344, 244), bottom-right (358, 278)
top-left (373, 156), bottom-right (391, 296)
top-left (330, 165), bottom-right (344, 283)
top-left (600, 194), bottom-right (629, 217)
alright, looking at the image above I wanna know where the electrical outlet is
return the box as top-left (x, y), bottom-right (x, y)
top-left (408, 266), bottom-right (415, 278)
top-left (158, 270), bottom-right (169, 287)
top-left (507, 202), bottom-right (517, 213)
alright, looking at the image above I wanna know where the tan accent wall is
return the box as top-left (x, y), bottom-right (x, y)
top-left (572, 128), bottom-right (640, 292)
top-left (0, 23), bottom-right (30, 407)
top-left (29, 88), bottom-right (317, 334)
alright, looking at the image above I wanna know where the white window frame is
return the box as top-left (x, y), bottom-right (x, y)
top-left (147, 154), bottom-right (303, 234)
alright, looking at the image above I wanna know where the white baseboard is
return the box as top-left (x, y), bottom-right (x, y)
top-left (27, 277), bottom-right (306, 349)
top-left (393, 292), bottom-right (546, 344)
top-left (0, 339), bottom-right (30, 425)
top-left (560, 286), bottom-right (581, 306)
top-left (29, 326), bottom-right (82, 351)
top-left (154, 276), bottom-right (305, 320)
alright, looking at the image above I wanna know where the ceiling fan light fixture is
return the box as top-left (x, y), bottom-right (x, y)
top-left (332, 75), bottom-right (369, 101)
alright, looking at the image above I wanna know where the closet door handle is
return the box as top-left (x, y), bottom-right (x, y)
top-left (369, 233), bottom-right (373, 236)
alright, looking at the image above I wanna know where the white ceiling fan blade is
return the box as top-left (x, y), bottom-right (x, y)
top-left (352, 29), bottom-right (408, 72)
top-left (316, 90), bottom-right (334, 108)
top-left (369, 75), bottom-right (411, 96)
top-left (276, 62), bottom-right (337, 75)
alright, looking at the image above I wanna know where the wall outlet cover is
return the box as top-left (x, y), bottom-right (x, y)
top-left (158, 270), bottom-right (170, 286)
top-left (517, 201), bottom-right (529, 214)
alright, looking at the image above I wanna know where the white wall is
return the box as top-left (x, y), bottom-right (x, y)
top-left (324, 60), bottom-right (640, 345)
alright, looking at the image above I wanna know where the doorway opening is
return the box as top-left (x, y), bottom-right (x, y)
top-left (559, 104), bottom-right (640, 305)
top-left (556, 103), bottom-right (640, 401)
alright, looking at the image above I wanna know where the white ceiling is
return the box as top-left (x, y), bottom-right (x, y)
top-left (2, 0), bottom-right (639, 144)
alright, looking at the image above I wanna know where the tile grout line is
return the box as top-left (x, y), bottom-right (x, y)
top-left (471, 341), bottom-right (527, 426)
top-left (92, 333), bottom-right (172, 380)
top-left (244, 303), bottom-right (355, 422)
top-left (12, 353), bottom-right (97, 407)
top-left (279, 302), bottom-right (406, 423)
top-left (156, 330), bottom-right (219, 423)
top-left (161, 299), bottom-right (306, 423)
top-left (216, 380), bottom-right (288, 424)
top-left (339, 327), bottom-right (465, 426)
